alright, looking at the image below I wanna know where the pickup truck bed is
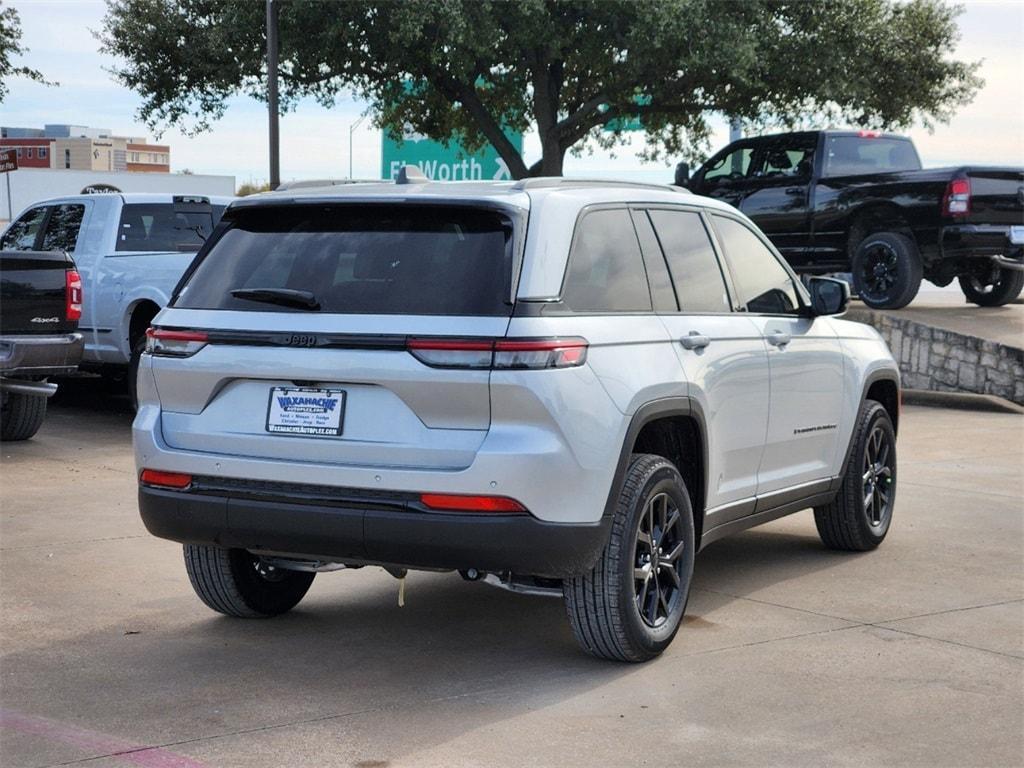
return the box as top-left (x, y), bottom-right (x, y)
top-left (0, 250), bottom-right (84, 440)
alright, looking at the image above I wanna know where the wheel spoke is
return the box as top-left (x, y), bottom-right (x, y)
top-left (657, 584), bottom-right (670, 617)
top-left (877, 439), bottom-right (890, 467)
top-left (664, 508), bottom-right (680, 534)
top-left (634, 567), bottom-right (649, 582)
top-left (646, 576), bottom-right (659, 624)
top-left (659, 562), bottom-right (681, 588)
top-left (664, 540), bottom-right (685, 563)
top-left (637, 529), bottom-right (652, 549)
top-left (863, 489), bottom-right (873, 511)
top-left (637, 575), bottom-right (651, 612)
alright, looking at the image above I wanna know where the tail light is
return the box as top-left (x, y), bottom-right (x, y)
top-left (419, 493), bottom-right (526, 513)
top-left (145, 328), bottom-right (208, 357)
top-left (408, 337), bottom-right (588, 370)
top-left (140, 469), bottom-right (193, 489)
top-left (65, 270), bottom-right (82, 321)
top-left (942, 177), bottom-right (971, 216)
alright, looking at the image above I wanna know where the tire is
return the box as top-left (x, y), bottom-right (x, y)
top-left (564, 454), bottom-right (695, 662)
top-left (0, 392), bottom-right (48, 441)
top-left (814, 400), bottom-right (897, 551)
top-left (852, 232), bottom-right (923, 309)
top-left (183, 544), bottom-right (315, 618)
top-left (958, 268), bottom-right (1024, 307)
top-left (128, 337), bottom-right (145, 410)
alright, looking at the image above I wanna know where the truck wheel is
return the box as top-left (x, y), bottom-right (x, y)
top-left (814, 400), bottom-right (896, 551)
top-left (0, 392), bottom-right (48, 441)
top-left (958, 268), bottom-right (1024, 307)
top-left (184, 544), bottom-right (315, 618)
top-left (852, 233), bottom-right (922, 309)
top-left (563, 454), bottom-right (695, 662)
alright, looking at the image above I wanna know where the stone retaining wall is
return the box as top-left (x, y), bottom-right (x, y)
top-left (846, 308), bottom-right (1024, 405)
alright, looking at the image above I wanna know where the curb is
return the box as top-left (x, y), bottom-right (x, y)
top-left (902, 389), bottom-right (1024, 415)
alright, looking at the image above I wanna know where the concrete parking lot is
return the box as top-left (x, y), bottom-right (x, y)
top-left (1, 384), bottom-right (1022, 768)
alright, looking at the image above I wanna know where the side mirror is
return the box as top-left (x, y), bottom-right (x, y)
top-left (807, 276), bottom-right (850, 316)
top-left (673, 162), bottom-right (690, 187)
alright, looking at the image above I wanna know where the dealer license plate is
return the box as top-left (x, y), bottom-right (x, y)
top-left (1010, 225), bottom-right (1024, 245)
top-left (266, 386), bottom-right (346, 436)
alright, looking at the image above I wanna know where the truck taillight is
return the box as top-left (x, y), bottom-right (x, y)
top-left (65, 270), bottom-right (82, 321)
top-left (145, 328), bottom-right (209, 357)
top-left (943, 177), bottom-right (971, 216)
top-left (407, 337), bottom-right (589, 370)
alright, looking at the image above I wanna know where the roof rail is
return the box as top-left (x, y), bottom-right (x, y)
top-left (395, 165), bottom-right (429, 185)
top-left (511, 177), bottom-right (687, 193)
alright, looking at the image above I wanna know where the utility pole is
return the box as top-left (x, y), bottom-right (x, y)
top-left (348, 115), bottom-right (366, 179)
top-left (266, 0), bottom-right (280, 190)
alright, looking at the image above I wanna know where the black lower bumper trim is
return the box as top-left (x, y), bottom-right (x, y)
top-left (139, 485), bottom-right (610, 579)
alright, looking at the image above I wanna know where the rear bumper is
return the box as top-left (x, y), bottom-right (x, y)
top-left (0, 333), bottom-right (83, 376)
top-left (138, 483), bottom-right (611, 579)
top-left (939, 224), bottom-right (1024, 267)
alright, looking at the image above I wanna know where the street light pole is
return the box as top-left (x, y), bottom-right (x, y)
top-left (266, 0), bottom-right (280, 190)
top-left (348, 115), bottom-right (366, 179)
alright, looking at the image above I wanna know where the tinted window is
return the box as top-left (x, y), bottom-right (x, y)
top-left (759, 144), bottom-right (814, 179)
top-left (701, 146), bottom-right (753, 186)
top-left (1, 206), bottom-right (49, 251)
top-left (712, 216), bottom-right (800, 314)
top-left (649, 210), bottom-right (731, 313)
top-left (176, 205), bottom-right (514, 316)
top-left (562, 209), bottom-right (651, 312)
top-left (824, 136), bottom-right (921, 177)
top-left (116, 203), bottom-right (222, 252)
top-left (40, 204), bottom-right (85, 252)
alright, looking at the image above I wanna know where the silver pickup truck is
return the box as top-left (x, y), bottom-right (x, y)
top-left (0, 193), bottom-right (232, 400)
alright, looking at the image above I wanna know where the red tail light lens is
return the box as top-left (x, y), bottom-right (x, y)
top-left (65, 270), bottom-right (82, 321)
top-left (942, 178), bottom-right (971, 216)
top-left (145, 328), bottom-right (209, 357)
top-left (493, 338), bottom-right (588, 369)
top-left (407, 337), bottom-right (588, 370)
top-left (140, 469), bottom-right (193, 489)
top-left (420, 493), bottom-right (526, 513)
top-left (407, 338), bottom-right (494, 368)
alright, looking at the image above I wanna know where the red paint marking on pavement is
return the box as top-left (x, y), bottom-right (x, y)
top-left (0, 708), bottom-right (206, 767)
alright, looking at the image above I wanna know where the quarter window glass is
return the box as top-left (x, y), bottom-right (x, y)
top-left (648, 210), bottom-right (731, 313)
top-left (563, 209), bottom-right (651, 312)
top-left (40, 204), bottom-right (86, 252)
top-left (712, 216), bottom-right (800, 315)
top-left (702, 147), bottom-right (753, 186)
top-left (0, 206), bottom-right (49, 250)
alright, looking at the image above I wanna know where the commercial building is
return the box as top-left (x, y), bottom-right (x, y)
top-left (0, 125), bottom-right (171, 173)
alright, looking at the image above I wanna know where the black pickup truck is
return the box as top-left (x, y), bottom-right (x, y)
top-left (677, 130), bottom-right (1024, 309)
top-left (0, 250), bottom-right (84, 440)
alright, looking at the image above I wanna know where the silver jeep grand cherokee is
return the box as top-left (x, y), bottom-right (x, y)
top-left (134, 174), bottom-right (900, 662)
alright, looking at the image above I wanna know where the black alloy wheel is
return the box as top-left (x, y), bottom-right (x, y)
top-left (634, 491), bottom-right (687, 628)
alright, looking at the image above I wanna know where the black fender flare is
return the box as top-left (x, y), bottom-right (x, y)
top-left (835, 369), bottom-right (900, 486)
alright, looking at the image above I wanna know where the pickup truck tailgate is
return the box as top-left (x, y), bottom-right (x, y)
top-left (964, 168), bottom-right (1024, 225)
top-left (0, 250), bottom-right (77, 335)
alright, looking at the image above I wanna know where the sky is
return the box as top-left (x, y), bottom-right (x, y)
top-left (2, 0), bottom-right (1022, 187)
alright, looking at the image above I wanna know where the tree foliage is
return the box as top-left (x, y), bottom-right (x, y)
top-left (0, 1), bottom-right (52, 102)
top-left (100, 0), bottom-right (982, 177)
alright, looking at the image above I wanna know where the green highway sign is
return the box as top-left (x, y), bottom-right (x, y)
top-left (381, 128), bottom-right (523, 181)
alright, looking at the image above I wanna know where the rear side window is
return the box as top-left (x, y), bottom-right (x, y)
top-left (824, 136), bottom-right (921, 177)
top-left (711, 216), bottom-right (800, 315)
top-left (1, 206), bottom-right (49, 250)
top-left (648, 210), bottom-right (731, 313)
top-left (40, 204), bottom-right (86, 252)
top-left (176, 205), bottom-right (515, 316)
top-left (116, 203), bottom-right (222, 252)
top-left (562, 209), bottom-right (651, 312)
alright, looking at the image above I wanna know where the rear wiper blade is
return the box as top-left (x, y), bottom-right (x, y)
top-left (230, 288), bottom-right (320, 310)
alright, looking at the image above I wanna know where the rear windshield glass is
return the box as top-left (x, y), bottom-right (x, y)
top-left (116, 203), bottom-right (225, 252)
top-left (824, 137), bottom-right (921, 177)
top-left (174, 205), bottom-right (515, 316)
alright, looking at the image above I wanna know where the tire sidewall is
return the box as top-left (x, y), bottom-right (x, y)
top-left (616, 463), bottom-right (695, 656)
top-left (958, 269), bottom-right (1024, 307)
